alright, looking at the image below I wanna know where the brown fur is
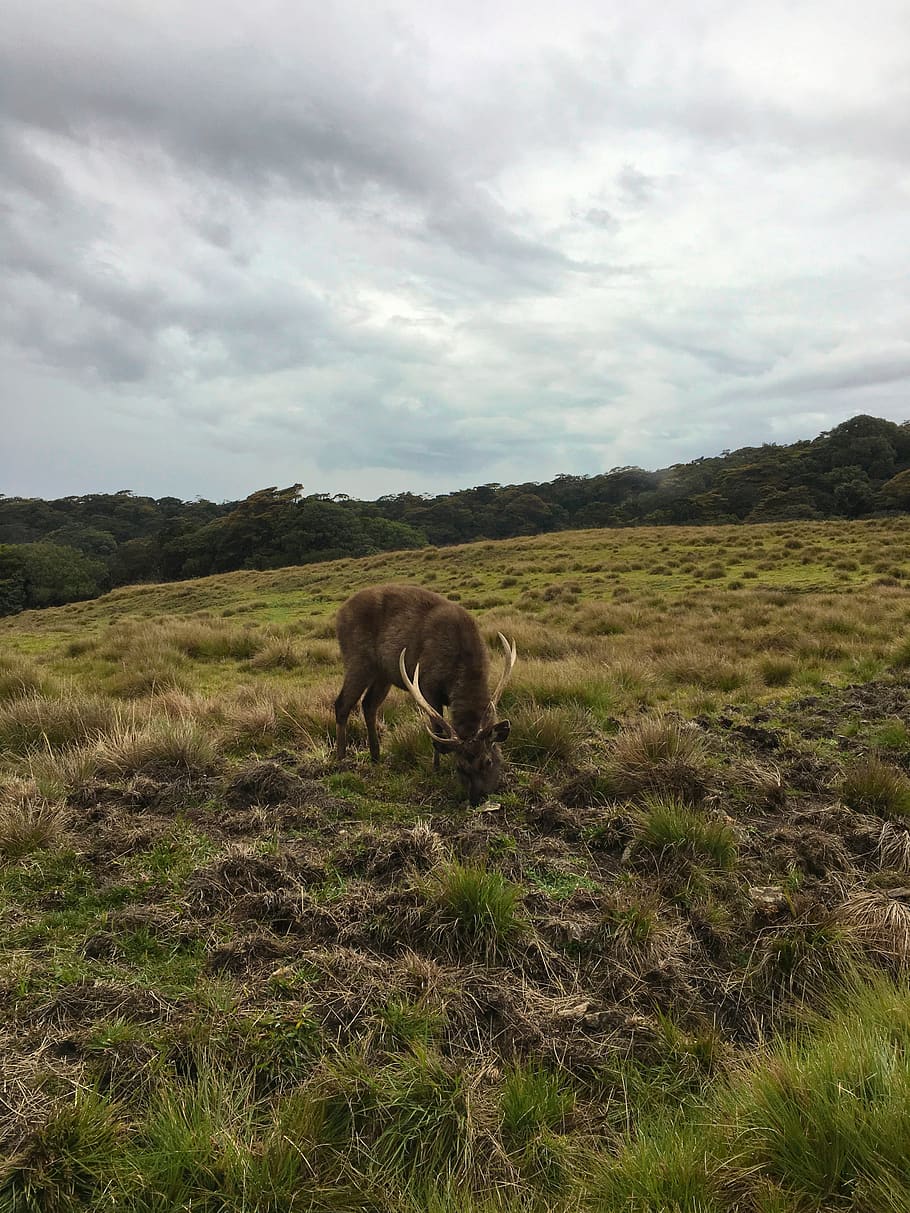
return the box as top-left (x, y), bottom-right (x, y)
top-left (334, 584), bottom-right (512, 804)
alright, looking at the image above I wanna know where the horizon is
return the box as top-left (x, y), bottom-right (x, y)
top-left (4, 412), bottom-right (907, 507)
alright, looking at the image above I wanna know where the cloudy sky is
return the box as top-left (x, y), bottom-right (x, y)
top-left (2, 0), bottom-right (909, 502)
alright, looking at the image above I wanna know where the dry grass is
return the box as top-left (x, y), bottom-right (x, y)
top-left (840, 755), bottom-right (910, 818)
top-left (91, 718), bottom-right (219, 778)
top-left (604, 713), bottom-right (709, 801)
top-left (214, 685), bottom-right (331, 751)
top-left (0, 692), bottom-right (128, 755)
top-left (0, 657), bottom-right (56, 703)
top-left (0, 778), bottom-right (67, 859)
top-left (837, 889), bottom-right (910, 968)
top-left (877, 823), bottom-right (910, 874)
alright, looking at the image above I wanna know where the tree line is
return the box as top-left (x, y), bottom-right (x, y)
top-left (2, 414), bottom-right (910, 614)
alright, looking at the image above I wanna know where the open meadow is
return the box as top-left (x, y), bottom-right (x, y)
top-left (3, 517), bottom-right (910, 1211)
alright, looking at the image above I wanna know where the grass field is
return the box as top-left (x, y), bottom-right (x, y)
top-left (2, 517), bottom-right (910, 1211)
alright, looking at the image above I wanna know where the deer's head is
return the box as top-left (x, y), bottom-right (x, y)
top-left (399, 634), bottom-right (516, 806)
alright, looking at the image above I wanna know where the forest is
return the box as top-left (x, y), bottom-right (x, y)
top-left (2, 413), bottom-right (910, 614)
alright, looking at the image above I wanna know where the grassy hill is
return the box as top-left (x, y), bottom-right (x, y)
top-left (2, 518), bottom-right (910, 1211)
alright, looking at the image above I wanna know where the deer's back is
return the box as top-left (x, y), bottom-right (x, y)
top-left (336, 584), bottom-right (487, 688)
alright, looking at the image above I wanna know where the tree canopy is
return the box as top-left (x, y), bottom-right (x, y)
top-left (1, 414), bottom-right (908, 614)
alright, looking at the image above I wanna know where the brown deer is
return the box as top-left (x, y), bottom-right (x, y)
top-left (334, 584), bottom-right (517, 805)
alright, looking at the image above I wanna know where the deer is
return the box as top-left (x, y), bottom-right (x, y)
top-left (334, 583), bottom-right (517, 806)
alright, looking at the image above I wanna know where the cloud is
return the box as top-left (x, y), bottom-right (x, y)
top-left (1, 0), bottom-right (909, 500)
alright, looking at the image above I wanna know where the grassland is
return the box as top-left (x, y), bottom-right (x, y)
top-left (2, 517), bottom-right (910, 1211)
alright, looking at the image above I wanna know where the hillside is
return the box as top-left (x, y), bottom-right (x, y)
top-left (3, 519), bottom-right (910, 1211)
top-left (3, 413), bottom-right (910, 615)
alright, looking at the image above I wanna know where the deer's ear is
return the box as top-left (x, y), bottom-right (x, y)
top-left (487, 720), bottom-right (511, 743)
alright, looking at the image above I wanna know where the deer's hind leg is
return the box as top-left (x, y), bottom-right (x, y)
top-left (362, 680), bottom-right (391, 763)
top-left (335, 669), bottom-right (372, 760)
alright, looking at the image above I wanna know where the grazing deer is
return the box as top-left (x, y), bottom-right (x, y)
top-left (334, 584), bottom-right (517, 805)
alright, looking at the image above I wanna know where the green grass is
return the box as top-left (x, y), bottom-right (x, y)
top-left (632, 795), bottom-right (738, 870)
top-left (429, 861), bottom-right (523, 957)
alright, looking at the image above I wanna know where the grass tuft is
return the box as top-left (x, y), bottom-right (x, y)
top-left (605, 714), bottom-right (708, 801)
top-left (840, 755), bottom-right (910, 818)
top-left (506, 702), bottom-right (591, 767)
top-left (429, 861), bottom-right (523, 958)
top-left (0, 780), bottom-right (67, 860)
top-left (1, 1088), bottom-right (124, 1212)
top-left (837, 888), bottom-right (910, 968)
top-left (632, 795), bottom-right (738, 870)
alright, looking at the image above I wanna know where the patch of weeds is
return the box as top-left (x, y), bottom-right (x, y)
top-left (310, 867), bottom-right (348, 903)
top-left (248, 636), bottom-right (304, 670)
top-left (117, 928), bottom-right (206, 992)
top-left (840, 755), bottom-right (910, 818)
top-left (870, 718), bottom-right (910, 751)
top-left (229, 1007), bottom-right (323, 1089)
top-left (267, 962), bottom-right (320, 994)
top-left (325, 771), bottom-right (369, 797)
top-left (486, 832), bottom-right (517, 860)
top-left (890, 635), bottom-right (910, 669)
top-left (126, 827), bottom-right (219, 886)
top-left (125, 1063), bottom-right (261, 1207)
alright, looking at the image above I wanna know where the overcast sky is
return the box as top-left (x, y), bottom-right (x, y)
top-left (2, 0), bottom-right (909, 502)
